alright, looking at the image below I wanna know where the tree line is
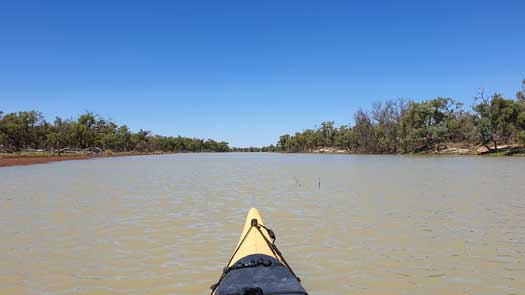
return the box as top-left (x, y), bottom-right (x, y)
top-left (3, 80), bottom-right (524, 155)
top-left (275, 80), bottom-right (525, 153)
top-left (0, 112), bottom-right (230, 153)
top-left (230, 146), bottom-right (277, 152)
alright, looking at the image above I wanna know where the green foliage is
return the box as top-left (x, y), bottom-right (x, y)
top-left (473, 93), bottom-right (521, 149)
top-left (275, 80), bottom-right (525, 153)
top-left (334, 125), bottom-right (357, 150)
top-left (0, 111), bottom-right (230, 153)
top-left (231, 145), bottom-right (278, 152)
top-left (399, 97), bottom-right (462, 152)
top-left (2, 80), bottom-right (525, 154)
top-left (0, 111), bottom-right (45, 151)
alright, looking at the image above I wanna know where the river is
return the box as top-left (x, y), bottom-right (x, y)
top-left (1, 153), bottom-right (524, 295)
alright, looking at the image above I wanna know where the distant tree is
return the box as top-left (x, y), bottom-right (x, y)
top-left (72, 112), bottom-right (98, 149)
top-left (334, 125), bottom-right (357, 151)
top-left (277, 134), bottom-right (291, 151)
top-left (517, 80), bottom-right (525, 143)
top-left (319, 121), bottom-right (336, 146)
top-left (0, 111), bottom-right (5, 150)
top-left (114, 125), bottom-right (131, 151)
top-left (261, 144), bottom-right (277, 152)
top-left (0, 111), bottom-right (45, 151)
top-left (447, 111), bottom-right (478, 143)
top-left (473, 93), bottom-right (521, 150)
top-left (353, 110), bottom-right (378, 152)
top-left (370, 99), bottom-right (407, 153)
top-left (399, 98), bottom-right (460, 152)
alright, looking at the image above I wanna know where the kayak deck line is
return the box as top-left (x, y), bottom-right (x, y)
top-left (229, 208), bottom-right (284, 267)
top-left (211, 208), bottom-right (308, 295)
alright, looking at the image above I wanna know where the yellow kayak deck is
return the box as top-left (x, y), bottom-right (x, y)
top-left (229, 208), bottom-right (282, 267)
top-left (211, 208), bottom-right (307, 295)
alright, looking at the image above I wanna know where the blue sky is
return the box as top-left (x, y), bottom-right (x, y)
top-left (1, 1), bottom-right (524, 147)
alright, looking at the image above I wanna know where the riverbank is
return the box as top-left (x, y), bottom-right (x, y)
top-left (0, 152), bottom-right (174, 168)
top-left (2, 144), bottom-right (525, 168)
top-left (309, 143), bottom-right (525, 156)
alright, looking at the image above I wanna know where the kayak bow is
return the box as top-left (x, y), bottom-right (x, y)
top-left (211, 208), bottom-right (308, 295)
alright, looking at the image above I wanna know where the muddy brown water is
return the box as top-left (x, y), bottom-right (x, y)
top-left (1, 153), bottom-right (524, 295)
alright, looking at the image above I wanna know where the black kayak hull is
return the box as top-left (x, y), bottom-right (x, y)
top-left (211, 208), bottom-right (308, 295)
top-left (214, 254), bottom-right (307, 295)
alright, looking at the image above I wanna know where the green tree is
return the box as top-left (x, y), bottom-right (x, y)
top-left (370, 99), bottom-right (407, 153)
top-left (319, 121), bottom-right (336, 147)
top-left (0, 111), bottom-right (45, 151)
top-left (71, 112), bottom-right (97, 149)
top-left (334, 125), bottom-right (357, 150)
top-left (277, 134), bottom-right (291, 151)
top-left (473, 93), bottom-right (521, 150)
top-left (399, 98), bottom-right (459, 152)
top-left (353, 110), bottom-right (378, 152)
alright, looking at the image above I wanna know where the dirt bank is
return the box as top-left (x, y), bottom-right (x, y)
top-left (0, 155), bottom-right (101, 167)
top-left (0, 151), bottom-right (175, 168)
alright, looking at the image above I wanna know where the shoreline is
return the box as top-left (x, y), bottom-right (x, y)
top-left (303, 144), bottom-right (525, 157)
top-left (0, 152), bottom-right (175, 168)
top-left (2, 146), bottom-right (525, 168)
top-left (0, 155), bottom-right (100, 167)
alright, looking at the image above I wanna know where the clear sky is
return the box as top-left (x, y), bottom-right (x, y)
top-left (1, 1), bottom-right (524, 147)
